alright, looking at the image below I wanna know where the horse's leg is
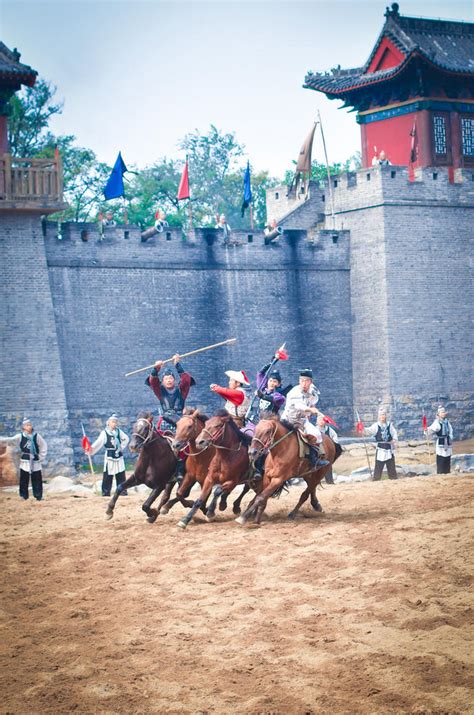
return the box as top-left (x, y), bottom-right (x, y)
top-left (310, 486), bottom-right (324, 513)
top-left (205, 484), bottom-right (224, 521)
top-left (219, 491), bottom-right (228, 511)
top-left (237, 479), bottom-right (280, 526)
top-left (232, 482), bottom-right (251, 514)
top-left (142, 485), bottom-right (165, 523)
top-left (105, 473), bottom-right (138, 519)
top-left (177, 479), bottom-right (214, 529)
top-left (155, 479), bottom-right (176, 515)
top-left (287, 485), bottom-right (311, 520)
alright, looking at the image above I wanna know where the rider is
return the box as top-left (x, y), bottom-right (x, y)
top-left (256, 360), bottom-right (291, 416)
top-left (210, 369), bottom-right (251, 428)
top-left (146, 354), bottom-right (195, 479)
top-left (281, 368), bottom-right (329, 468)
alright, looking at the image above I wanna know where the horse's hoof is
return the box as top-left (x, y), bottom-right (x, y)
top-left (206, 513), bottom-right (216, 522)
top-left (160, 506), bottom-right (170, 515)
top-left (219, 503), bottom-right (227, 512)
top-left (287, 512), bottom-right (297, 521)
top-left (313, 503), bottom-right (324, 513)
top-left (233, 506), bottom-right (241, 515)
top-left (177, 520), bottom-right (187, 530)
top-left (147, 509), bottom-right (158, 523)
top-left (105, 509), bottom-right (113, 520)
top-left (235, 515), bottom-right (246, 525)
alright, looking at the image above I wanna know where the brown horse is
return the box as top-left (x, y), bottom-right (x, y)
top-left (152, 409), bottom-right (214, 516)
top-left (105, 413), bottom-right (177, 523)
top-left (177, 410), bottom-right (257, 529)
top-left (237, 415), bottom-right (336, 526)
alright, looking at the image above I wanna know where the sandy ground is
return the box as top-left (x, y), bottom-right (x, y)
top-left (1, 472), bottom-right (473, 715)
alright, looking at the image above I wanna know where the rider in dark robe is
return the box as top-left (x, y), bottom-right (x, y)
top-left (145, 354), bottom-right (195, 432)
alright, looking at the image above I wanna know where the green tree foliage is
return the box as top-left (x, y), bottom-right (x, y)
top-left (284, 152), bottom-right (362, 186)
top-left (7, 79), bottom-right (63, 157)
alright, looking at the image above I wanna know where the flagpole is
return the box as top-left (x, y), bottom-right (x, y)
top-left (318, 110), bottom-right (336, 229)
top-left (249, 204), bottom-right (254, 230)
top-left (81, 422), bottom-right (98, 493)
top-left (188, 199), bottom-right (193, 236)
top-left (355, 408), bottom-right (373, 480)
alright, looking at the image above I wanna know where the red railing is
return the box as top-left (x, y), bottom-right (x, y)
top-left (0, 153), bottom-right (64, 203)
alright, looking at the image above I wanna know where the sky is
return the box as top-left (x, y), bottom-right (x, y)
top-left (2, 0), bottom-right (473, 177)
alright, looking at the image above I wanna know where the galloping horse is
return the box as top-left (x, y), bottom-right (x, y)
top-left (153, 409), bottom-right (214, 516)
top-left (105, 413), bottom-right (177, 522)
top-left (177, 410), bottom-right (257, 529)
top-left (237, 415), bottom-right (336, 526)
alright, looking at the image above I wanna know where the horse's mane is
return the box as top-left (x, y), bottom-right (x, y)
top-left (259, 413), bottom-right (294, 433)
top-left (183, 407), bottom-right (209, 422)
top-left (137, 411), bottom-right (153, 421)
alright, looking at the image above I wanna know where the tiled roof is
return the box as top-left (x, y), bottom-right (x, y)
top-left (304, 6), bottom-right (474, 96)
top-left (0, 42), bottom-right (37, 87)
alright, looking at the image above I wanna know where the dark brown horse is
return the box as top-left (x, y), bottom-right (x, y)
top-left (105, 413), bottom-right (177, 522)
top-left (177, 410), bottom-right (257, 529)
top-left (237, 415), bottom-right (336, 526)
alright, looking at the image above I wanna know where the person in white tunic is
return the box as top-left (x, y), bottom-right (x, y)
top-left (0, 417), bottom-right (47, 500)
top-left (85, 414), bottom-right (130, 496)
top-left (426, 405), bottom-right (453, 474)
top-left (281, 368), bottom-right (329, 467)
top-left (316, 413), bottom-right (342, 483)
top-left (364, 407), bottom-right (398, 480)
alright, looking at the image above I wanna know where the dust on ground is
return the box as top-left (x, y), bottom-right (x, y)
top-left (1, 471), bottom-right (473, 714)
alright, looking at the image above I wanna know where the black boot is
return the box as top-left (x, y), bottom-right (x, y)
top-left (309, 445), bottom-right (329, 468)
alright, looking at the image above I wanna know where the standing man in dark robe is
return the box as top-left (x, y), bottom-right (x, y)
top-left (426, 405), bottom-right (454, 474)
top-left (146, 354), bottom-right (195, 432)
top-left (0, 418), bottom-right (47, 500)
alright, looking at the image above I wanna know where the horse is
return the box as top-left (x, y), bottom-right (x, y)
top-left (153, 408), bottom-right (214, 516)
top-left (236, 415), bottom-right (336, 526)
top-left (177, 410), bottom-right (258, 530)
top-left (105, 413), bottom-right (177, 523)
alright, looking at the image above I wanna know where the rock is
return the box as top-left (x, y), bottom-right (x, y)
top-left (452, 454), bottom-right (474, 473)
top-left (45, 476), bottom-right (76, 493)
top-left (398, 463), bottom-right (435, 477)
top-left (70, 485), bottom-right (94, 498)
top-left (132, 484), bottom-right (151, 494)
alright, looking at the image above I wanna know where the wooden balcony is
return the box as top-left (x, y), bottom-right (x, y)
top-left (0, 153), bottom-right (68, 212)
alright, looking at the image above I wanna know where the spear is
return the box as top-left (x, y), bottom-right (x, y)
top-left (125, 338), bottom-right (237, 377)
top-left (355, 408), bottom-right (373, 480)
top-left (422, 414), bottom-right (433, 463)
top-left (81, 422), bottom-right (98, 493)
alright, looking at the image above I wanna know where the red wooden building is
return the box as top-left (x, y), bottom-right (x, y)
top-left (304, 3), bottom-right (474, 170)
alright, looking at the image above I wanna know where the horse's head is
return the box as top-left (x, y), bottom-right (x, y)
top-left (172, 409), bottom-right (202, 452)
top-left (196, 410), bottom-right (231, 449)
top-left (249, 417), bottom-right (279, 460)
top-left (129, 413), bottom-right (154, 452)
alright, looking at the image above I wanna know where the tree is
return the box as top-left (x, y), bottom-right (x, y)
top-left (7, 79), bottom-right (63, 157)
top-left (284, 152), bottom-right (362, 186)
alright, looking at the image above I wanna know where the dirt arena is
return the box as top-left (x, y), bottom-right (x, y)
top-left (1, 473), bottom-right (473, 715)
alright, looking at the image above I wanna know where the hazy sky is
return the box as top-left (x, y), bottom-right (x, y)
top-left (2, 0), bottom-right (472, 177)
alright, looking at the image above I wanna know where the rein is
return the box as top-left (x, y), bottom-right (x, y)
top-left (200, 421), bottom-right (242, 452)
top-left (132, 418), bottom-right (161, 449)
top-left (174, 415), bottom-right (210, 456)
top-left (252, 424), bottom-right (293, 454)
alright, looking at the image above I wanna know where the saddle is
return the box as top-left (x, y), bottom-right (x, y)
top-left (296, 430), bottom-right (312, 460)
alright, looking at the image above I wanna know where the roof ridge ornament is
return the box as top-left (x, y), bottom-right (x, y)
top-left (385, 3), bottom-right (400, 19)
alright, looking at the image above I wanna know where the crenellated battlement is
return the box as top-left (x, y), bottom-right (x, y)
top-left (43, 221), bottom-right (350, 271)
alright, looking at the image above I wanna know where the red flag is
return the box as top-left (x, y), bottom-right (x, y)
top-left (177, 158), bottom-right (190, 200)
top-left (356, 419), bottom-right (364, 434)
top-left (82, 435), bottom-right (91, 451)
top-left (275, 343), bottom-right (289, 361)
top-left (422, 415), bottom-right (428, 431)
top-left (323, 415), bottom-right (340, 429)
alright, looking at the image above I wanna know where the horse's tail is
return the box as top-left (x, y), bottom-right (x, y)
top-left (271, 479), bottom-right (292, 499)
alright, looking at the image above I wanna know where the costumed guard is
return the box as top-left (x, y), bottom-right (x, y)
top-left (215, 214), bottom-right (232, 244)
top-left (86, 414), bottom-right (130, 496)
top-left (426, 405), bottom-right (453, 474)
top-left (281, 369), bottom-right (329, 467)
top-left (210, 370), bottom-right (251, 427)
top-left (0, 418), bottom-right (47, 500)
top-left (317, 413), bottom-right (342, 484)
top-left (365, 407), bottom-right (398, 480)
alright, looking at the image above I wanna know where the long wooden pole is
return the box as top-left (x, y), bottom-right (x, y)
top-left (125, 338), bottom-right (237, 377)
top-left (355, 408), bottom-right (373, 480)
top-left (318, 110), bottom-right (336, 229)
top-left (81, 422), bottom-right (98, 493)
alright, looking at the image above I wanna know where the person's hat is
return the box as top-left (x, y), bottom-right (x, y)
top-left (22, 417), bottom-right (32, 426)
top-left (225, 370), bottom-right (250, 386)
top-left (299, 368), bottom-right (313, 379)
top-left (268, 369), bottom-right (282, 384)
top-left (437, 405), bottom-right (447, 414)
top-left (162, 367), bottom-right (175, 377)
top-left (378, 406), bottom-right (388, 416)
top-left (107, 413), bottom-right (120, 422)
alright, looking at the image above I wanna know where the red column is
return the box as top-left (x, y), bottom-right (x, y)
top-left (450, 112), bottom-right (462, 168)
top-left (0, 115), bottom-right (9, 154)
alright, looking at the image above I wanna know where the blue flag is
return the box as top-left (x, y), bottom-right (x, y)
top-left (104, 152), bottom-right (128, 200)
top-left (241, 161), bottom-right (252, 217)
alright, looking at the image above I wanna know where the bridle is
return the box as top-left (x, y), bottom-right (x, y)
top-left (174, 414), bottom-right (209, 456)
top-left (199, 420), bottom-right (242, 452)
top-left (251, 422), bottom-right (292, 455)
top-left (131, 417), bottom-right (159, 449)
